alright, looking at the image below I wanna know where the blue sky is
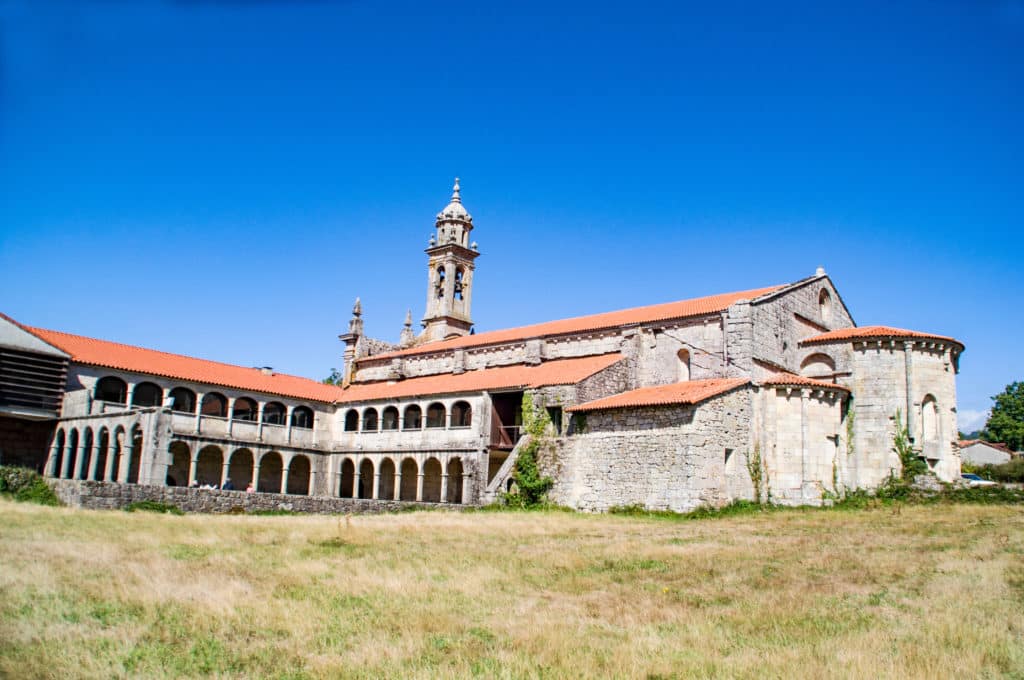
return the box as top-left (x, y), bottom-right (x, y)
top-left (1, 0), bottom-right (1021, 431)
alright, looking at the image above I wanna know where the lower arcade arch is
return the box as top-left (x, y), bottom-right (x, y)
top-left (228, 449), bottom-right (255, 490)
top-left (422, 457), bottom-right (442, 503)
top-left (378, 458), bottom-right (396, 500)
top-left (358, 459), bottom-right (374, 499)
top-left (339, 458), bottom-right (355, 498)
top-left (167, 441), bottom-right (191, 486)
top-left (286, 455), bottom-right (311, 495)
top-left (446, 457), bottom-right (464, 504)
top-left (399, 458), bottom-right (418, 501)
top-left (257, 452), bottom-right (283, 493)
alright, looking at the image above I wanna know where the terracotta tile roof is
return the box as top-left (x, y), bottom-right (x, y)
top-left (958, 440), bottom-right (1017, 455)
top-left (25, 326), bottom-right (346, 404)
top-left (367, 285), bottom-right (784, 361)
top-left (760, 372), bottom-right (849, 391)
top-left (802, 325), bottom-right (963, 347)
top-left (566, 377), bottom-right (749, 413)
top-left (337, 354), bottom-right (624, 404)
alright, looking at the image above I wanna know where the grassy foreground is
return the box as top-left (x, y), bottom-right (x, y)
top-left (1, 501), bottom-right (1022, 679)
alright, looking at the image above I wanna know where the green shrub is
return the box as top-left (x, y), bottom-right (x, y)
top-left (973, 457), bottom-right (1024, 483)
top-left (503, 394), bottom-right (554, 509)
top-left (0, 466), bottom-right (60, 506)
top-left (124, 501), bottom-right (184, 515)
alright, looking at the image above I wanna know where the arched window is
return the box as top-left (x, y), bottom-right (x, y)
top-left (800, 353), bottom-right (836, 378)
top-left (426, 402), bottom-right (446, 428)
top-left (131, 382), bottom-right (163, 408)
top-left (454, 267), bottom-right (465, 300)
top-left (381, 406), bottom-right (399, 431)
top-left (436, 266), bottom-right (446, 298)
top-left (819, 289), bottom-right (832, 322)
top-left (262, 401), bottom-right (286, 425)
top-left (291, 406), bottom-right (314, 429)
top-left (677, 349), bottom-right (690, 382)
top-left (233, 397), bottom-right (258, 421)
top-left (922, 395), bottom-right (939, 442)
top-left (169, 387), bottom-right (196, 414)
top-left (451, 401), bottom-right (472, 427)
top-left (403, 404), bottom-right (422, 429)
top-left (344, 409), bottom-right (359, 432)
top-left (95, 376), bottom-right (127, 404)
top-left (362, 408), bottom-right (379, 432)
top-left (201, 392), bottom-right (228, 417)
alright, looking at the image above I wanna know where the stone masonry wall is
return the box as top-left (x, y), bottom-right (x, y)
top-left (48, 479), bottom-right (458, 515)
top-left (751, 276), bottom-right (854, 376)
top-left (546, 387), bottom-right (753, 513)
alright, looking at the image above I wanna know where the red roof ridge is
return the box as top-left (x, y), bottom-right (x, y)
top-left (802, 325), bottom-right (962, 347)
top-left (368, 284), bottom-right (786, 362)
top-left (759, 372), bottom-right (849, 391)
top-left (336, 353), bottom-right (624, 403)
top-left (26, 325), bottom-right (345, 403)
top-left (567, 377), bottom-right (749, 413)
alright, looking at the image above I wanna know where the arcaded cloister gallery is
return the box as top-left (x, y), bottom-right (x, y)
top-left (0, 182), bottom-right (966, 513)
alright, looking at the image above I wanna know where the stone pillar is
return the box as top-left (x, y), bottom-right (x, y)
top-left (372, 473), bottom-right (380, 500)
top-left (903, 341), bottom-right (915, 441)
top-left (162, 387), bottom-right (172, 407)
top-left (226, 397), bottom-right (235, 436)
top-left (353, 467), bottom-right (362, 500)
top-left (87, 444), bottom-right (101, 481)
top-left (105, 441), bottom-right (117, 482)
top-left (286, 406), bottom-right (294, 444)
top-left (116, 434), bottom-right (131, 483)
top-left (416, 471), bottom-right (424, 502)
top-left (194, 392), bottom-right (204, 434)
top-left (45, 443), bottom-right (59, 477)
top-left (257, 402), bottom-right (265, 441)
top-left (125, 382), bottom-right (136, 409)
top-left (394, 470), bottom-right (402, 501)
top-left (800, 389), bottom-right (811, 501)
top-left (251, 454), bottom-right (260, 491)
top-left (308, 468), bottom-right (316, 496)
top-left (60, 438), bottom-right (73, 479)
top-left (188, 455), bottom-right (198, 487)
top-left (462, 471), bottom-right (472, 505)
top-left (220, 460), bottom-right (230, 488)
top-left (281, 459), bottom-right (290, 494)
top-left (440, 472), bottom-right (449, 504)
top-left (75, 438), bottom-right (89, 480)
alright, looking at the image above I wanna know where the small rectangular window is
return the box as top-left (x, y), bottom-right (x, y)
top-left (547, 407), bottom-right (563, 435)
top-left (724, 448), bottom-right (733, 464)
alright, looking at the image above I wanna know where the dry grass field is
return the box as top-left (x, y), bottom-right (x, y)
top-left (1, 500), bottom-right (1022, 679)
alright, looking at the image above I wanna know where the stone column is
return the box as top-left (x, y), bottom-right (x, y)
top-left (285, 405), bottom-right (294, 444)
top-left (353, 467), bottom-right (362, 499)
top-left (188, 454), bottom-right (199, 487)
top-left (125, 382), bottom-right (136, 410)
top-left (462, 471), bottom-right (472, 505)
top-left (308, 468), bottom-right (316, 496)
top-left (60, 438), bottom-right (73, 479)
top-left (251, 454), bottom-right (260, 491)
top-left (226, 397), bottom-right (235, 436)
top-left (75, 438), bottom-right (89, 480)
top-left (903, 341), bottom-right (915, 441)
top-left (394, 470), bottom-right (402, 501)
top-left (372, 472), bottom-right (380, 500)
top-left (220, 460), bottom-right (230, 488)
top-left (162, 387), bottom-right (172, 407)
top-left (257, 402), bottom-right (265, 441)
top-left (116, 434), bottom-right (131, 483)
top-left (440, 471), bottom-right (449, 504)
top-left (416, 471), bottom-right (424, 502)
top-left (281, 459), bottom-right (290, 494)
top-left (194, 392), bottom-right (204, 433)
top-left (87, 444), bottom-right (101, 481)
top-left (45, 442), bottom-right (59, 477)
top-left (800, 389), bottom-right (811, 502)
top-left (105, 441), bottom-right (117, 482)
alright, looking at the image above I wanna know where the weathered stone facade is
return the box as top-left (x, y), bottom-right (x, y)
top-left (8, 182), bottom-right (964, 514)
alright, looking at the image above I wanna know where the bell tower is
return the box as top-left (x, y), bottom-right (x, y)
top-left (421, 178), bottom-right (480, 342)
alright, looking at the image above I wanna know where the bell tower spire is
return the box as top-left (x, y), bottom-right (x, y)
top-left (421, 178), bottom-right (480, 342)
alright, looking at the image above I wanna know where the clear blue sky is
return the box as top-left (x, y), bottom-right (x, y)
top-left (1, 0), bottom-right (1021, 432)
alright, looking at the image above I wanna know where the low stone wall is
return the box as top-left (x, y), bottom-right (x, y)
top-left (47, 479), bottom-right (463, 515)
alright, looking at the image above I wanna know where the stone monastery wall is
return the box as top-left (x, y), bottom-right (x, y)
top-left (547, 387), bottom-right (754, 513)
